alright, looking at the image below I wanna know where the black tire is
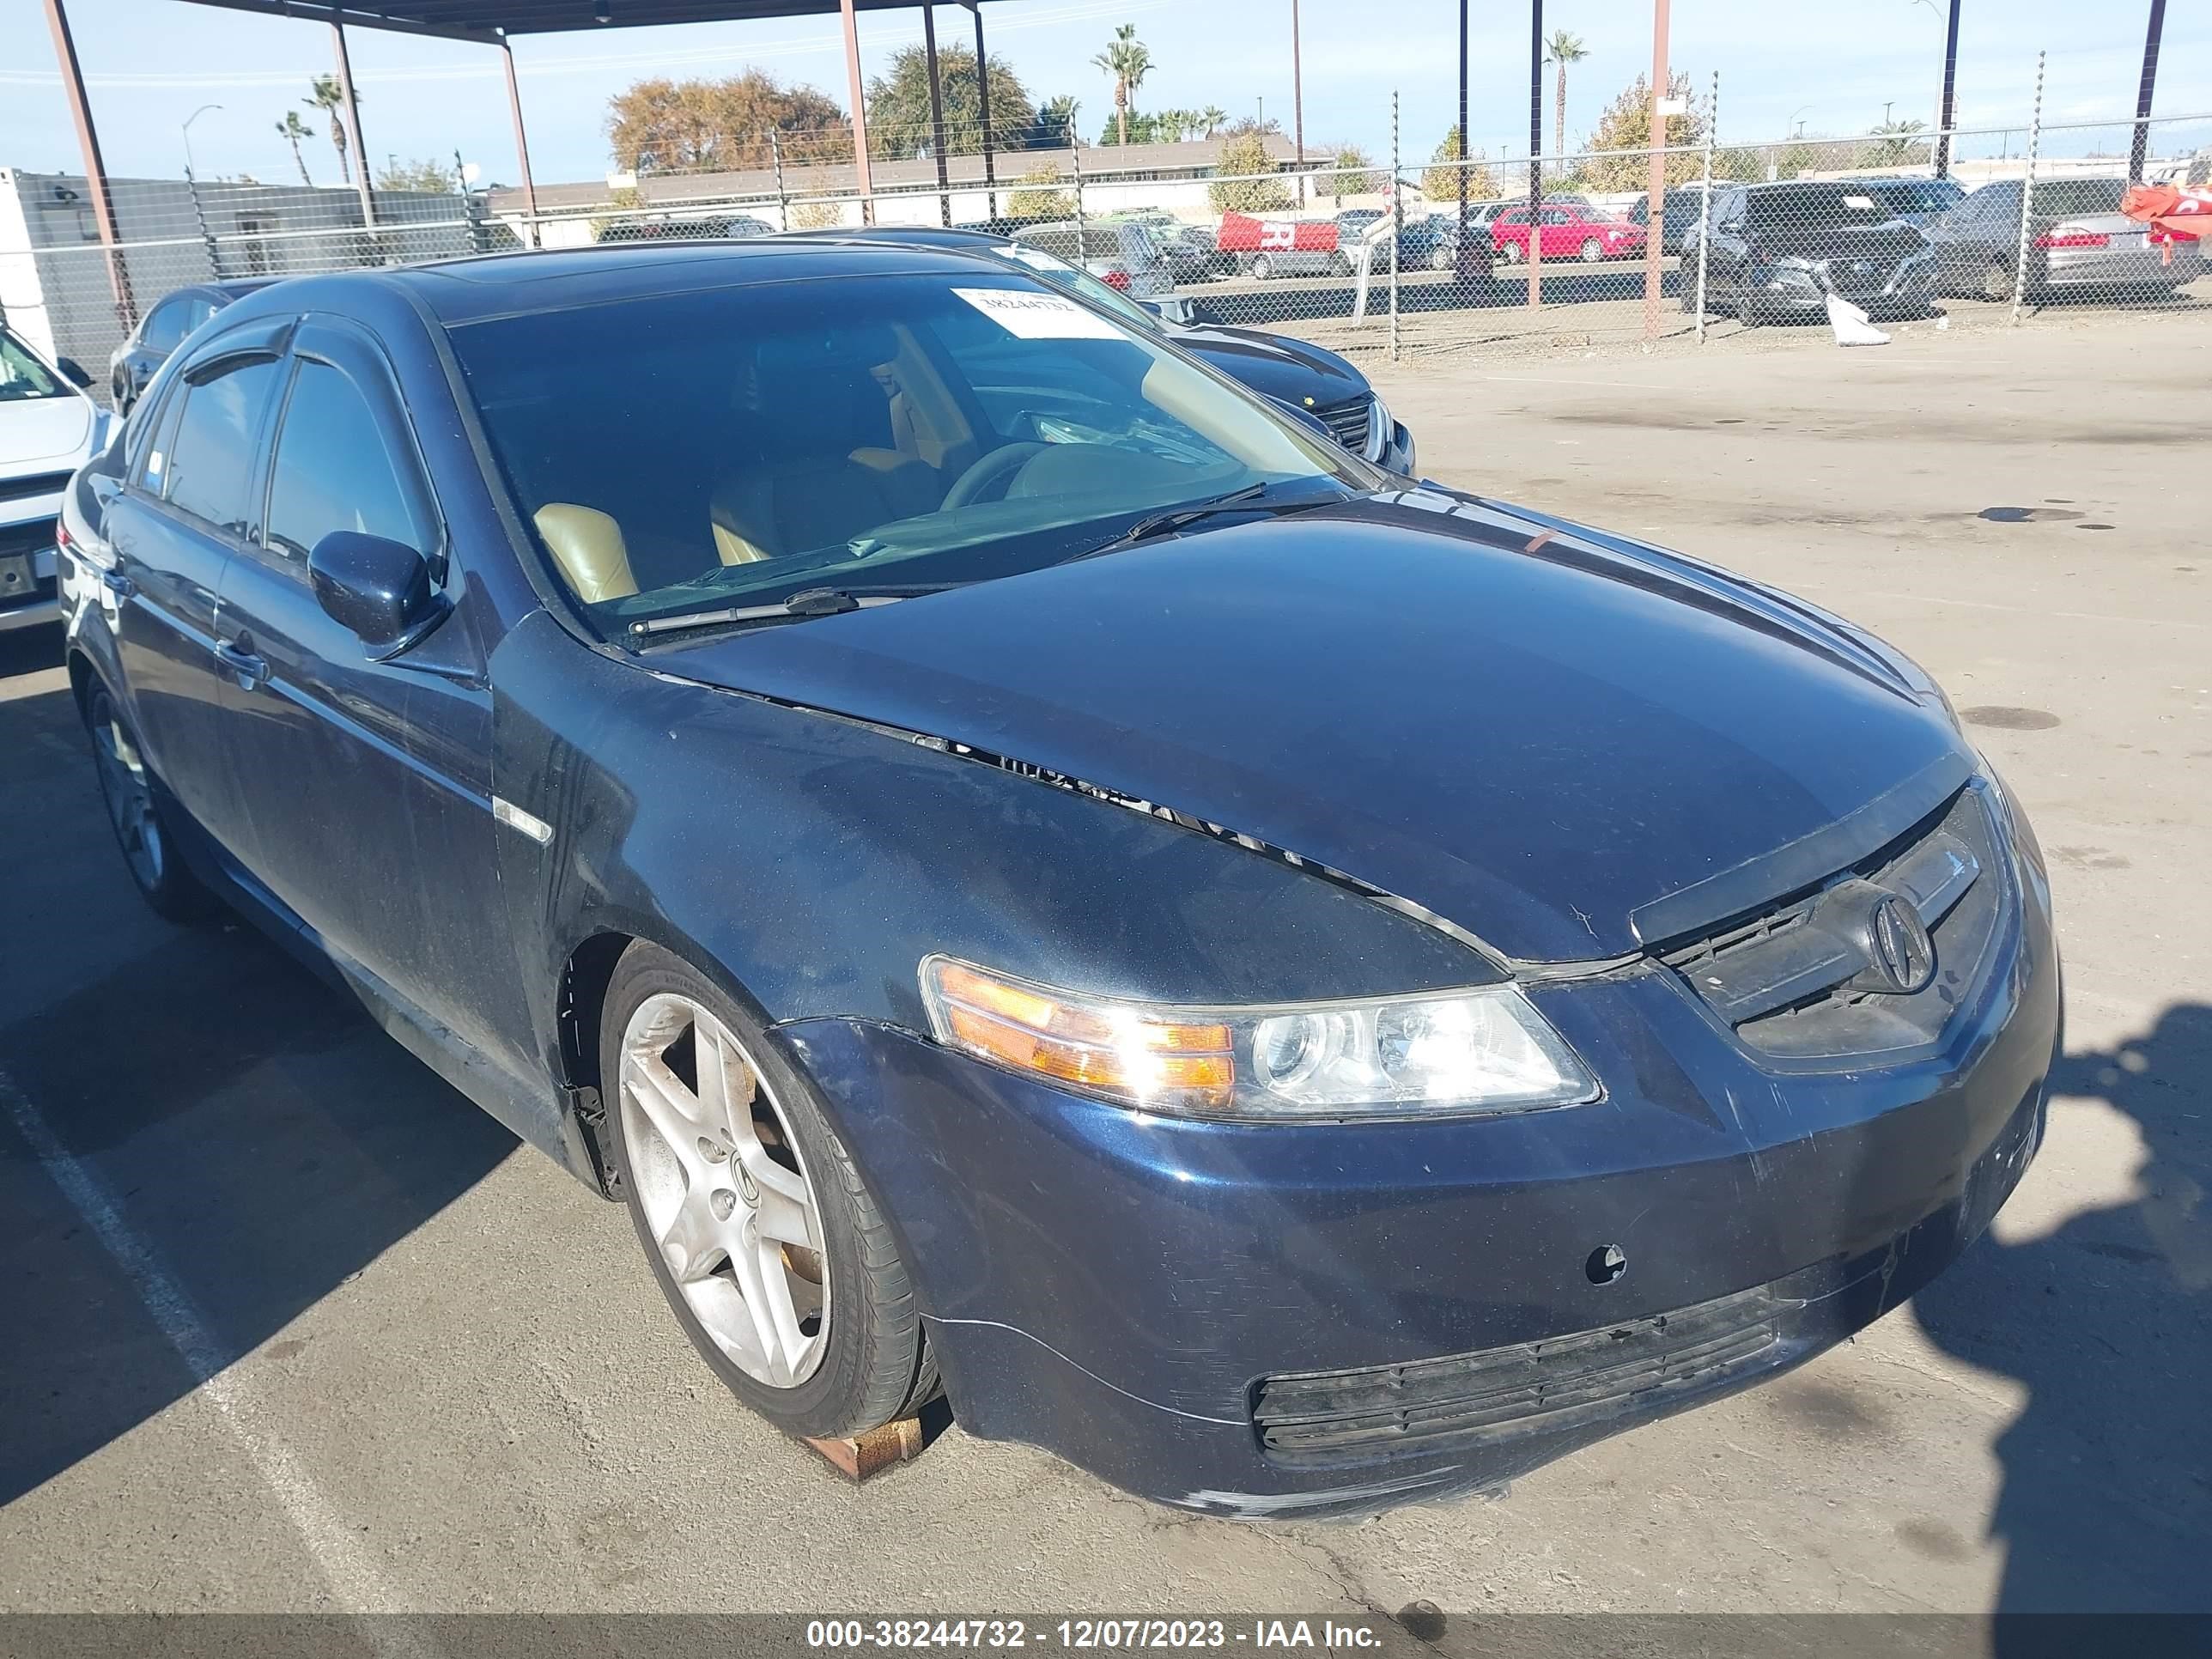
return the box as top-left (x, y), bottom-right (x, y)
top-left (82, 682), bottom-right (219, 923)
top-left (1251, 254), bottom-right (1274, 280)
top-left (599, 941), bottom-right (937, 1440)
top-left (1981, 261), bottom-right (2015, 304)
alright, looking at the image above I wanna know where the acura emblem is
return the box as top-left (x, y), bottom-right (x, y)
top-left (1867, 892), bottom-right (1936, 994)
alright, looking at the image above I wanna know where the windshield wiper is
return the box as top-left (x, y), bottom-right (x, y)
top-left (627, 584), bottom-right (947, 641)
top-left (1060, 483), bottom-right (1340, 566)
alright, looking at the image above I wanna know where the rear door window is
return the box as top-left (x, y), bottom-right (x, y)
top-left (161, 356), bottom-right (283, 536)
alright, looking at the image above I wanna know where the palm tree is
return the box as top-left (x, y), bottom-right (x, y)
top-left (1544, 28), bottom-right (1588, 176)
top-left (306, 74), bottom-right (354, 185)
top-left (275, 110), bottom-right (316, 186)
top-left (1199, 105), bottom-right (1227, 138)
top-left (1091, 24), bottom-right (1152, 149)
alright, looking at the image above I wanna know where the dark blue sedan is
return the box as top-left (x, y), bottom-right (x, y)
top-left (62, 239), bottom-right (2057, 1518)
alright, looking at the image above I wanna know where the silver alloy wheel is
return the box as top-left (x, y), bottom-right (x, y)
top-left (89, 692), bottom-right (164, 891)
top-left (1580, 238), bottom-right (1602, 262)
top-left (619, 993), bottom-right (830, 1387)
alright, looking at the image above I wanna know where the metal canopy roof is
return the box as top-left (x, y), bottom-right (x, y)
top-left (161, 0), bottom-right (1008, 46)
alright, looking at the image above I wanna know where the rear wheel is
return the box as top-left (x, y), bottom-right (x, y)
top-left (1980, 260), bottom-right (2016, 304)
top-left (1500, 240), bottom-right (1524, 264)
top-left (82, 684), bottom-right (217, 922)
top-left (602, 943), bottom-right (936, 1439)
top-left (1251, 254), bottom-right (1274, 280)
top-left (1580, 238), bottom-right (1603, 263)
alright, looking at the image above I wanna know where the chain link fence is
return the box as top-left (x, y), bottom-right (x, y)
top-left (7, 95), bottom-right (2209, 397)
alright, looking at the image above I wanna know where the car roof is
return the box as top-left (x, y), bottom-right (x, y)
top-left (276, 239), bottom-right (1028, 328)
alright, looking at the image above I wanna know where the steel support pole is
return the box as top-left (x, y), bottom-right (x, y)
top-left (330, 21), bottom-right (377, 236)
top-left (1643, 0), bottom-right (1670, 341)
top-left (40, 0), bottom-right (135, 328)
top-left (922, 5), bottom-right (952, 225)
top-left (2012, 51), bottom-right (2045, 327)
top-left (2129, 0), bottom-right (2168, 184)
top-left (499, 35), bottom-right (540, 247)
top-left (838, 0), bottom-right (876, 223)
top-left (1693, 72), bottom-right (1717, 343)
top-left (1933, 0), bottom-right (1963, 179)
top-left (1527, 0), bottom-right (1542, 308)
top-left (968, 3), bottom-right (997, 219)
top-left (1291, 0), bottom-right (1306, 205)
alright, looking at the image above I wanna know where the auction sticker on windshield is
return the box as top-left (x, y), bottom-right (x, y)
top-left (954, 287), bottom-right (1125, 340)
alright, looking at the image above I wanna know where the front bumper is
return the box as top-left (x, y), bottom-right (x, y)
top-left (0, 533), bottom-right (61, 634)
top-left (1751, 260), bottom-right (1938, 317)
top-left (781, 794), bottom-right (2057, 1517)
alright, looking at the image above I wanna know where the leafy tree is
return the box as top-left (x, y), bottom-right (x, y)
top-left (1006, 163), bottom-right (1073, 218)
top-left (788, 199), bottom-right (843, 229)
top-left (607, 72), bottom-right (849, 173)
top-left (1420, 127), bottom-right (1496, 204)
top-left (375, 155), bottom-right (458, 193)
top-left (307, 75), bottom-right (355, 185)
top-left (1207, 131), bottom-right (1291, 213)
top-left (1860, 118), bottom-right (1932, 169)
top-left (1320, 145), bottom-right (1378, 202)
top-left (1091, 23), bottom-right (1152, 149)
top-left (1036, 94), bottom-right (1082, 149)
top-left (1580, 70), bottom-right (1708, 191)
top-left (863, 43), bottom-right (1039, 160)
top-left (274, 110), bottom-right (315, 187)
top-left (1543, 30), bottom-right (1587, 173)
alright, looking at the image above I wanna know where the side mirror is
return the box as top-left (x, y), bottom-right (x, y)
top-left (57, 356), bottom-right (92, 388)
top-left (308, 531), bottom-right (449, 658)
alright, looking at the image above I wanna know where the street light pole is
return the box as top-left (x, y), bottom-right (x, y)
top-left (1525, 0), bottom-right (1541, 307)
top-left (1643, 0), bottom-right (1670, 341)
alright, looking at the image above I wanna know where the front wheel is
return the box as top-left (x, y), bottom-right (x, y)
top-left (1500, 240), bottom-right (1524, 264)
top-left (1251, 254), bottom-right (1274, 280)
top-left (1580, 238), bottom-right (1603, 263)
top-left (602, 943), bottom-right (936, 1439)
top-left (83, 684), bottom-right (217, 922)
top-left (1981, 260), bottom-right (2017, 304)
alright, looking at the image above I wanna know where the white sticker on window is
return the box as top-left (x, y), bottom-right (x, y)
top-left (146, 449), bottom-right (163, 478)
top-left (1843, 194), bottom-right (1876, 210)
top-left (952, 287), bottom-right (1125, 340)
top-left (1010, 246), bottom-right (1076, 274)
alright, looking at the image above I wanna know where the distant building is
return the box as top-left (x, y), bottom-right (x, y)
top-left (0, 167), bottom-right (481, 372)
top-left (488, 133), bottom-right (1305, 246)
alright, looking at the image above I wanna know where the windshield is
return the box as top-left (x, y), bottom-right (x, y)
top-left (0, 331), bottom-right (67, 403)
top-left (1869, 179), bottom-right (1964, 215)
top-left (995, 244), bottom-right (1167, 337)
top-left (450, 270), bottom-right (1364, 636)
top-left (1746, 185), bottom-right (1899, 231)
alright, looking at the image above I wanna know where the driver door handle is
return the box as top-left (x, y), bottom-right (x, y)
top-left (100, 568), bottom-right (136, 600)
top-left (214, 637), bottom-right (270, 689)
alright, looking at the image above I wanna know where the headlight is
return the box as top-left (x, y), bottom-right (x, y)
top-left (920, 957), bottom-right (1600, 1121)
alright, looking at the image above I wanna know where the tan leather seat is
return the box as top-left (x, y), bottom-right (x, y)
top-left (534, 503), bottom-right (638, 604)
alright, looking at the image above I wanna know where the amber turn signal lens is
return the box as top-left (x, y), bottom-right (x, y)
top-left (922, 958), bottom-right (1234, 1111)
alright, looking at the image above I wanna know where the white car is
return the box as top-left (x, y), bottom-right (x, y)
top-left (2, 323), bottom-right (110, 635)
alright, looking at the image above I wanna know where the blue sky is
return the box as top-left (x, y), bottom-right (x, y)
top-left (4, 0), bottom-right (2207, 189)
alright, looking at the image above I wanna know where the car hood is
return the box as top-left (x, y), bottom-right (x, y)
top-left (1751, 222), bottom-right (1927, 264)
top-left (0, 395), bottom-right (96, 469)
top-left (651, 496), bottom-right (1970, 964)
top-left (1170, 325), bottom-right (1369, 409)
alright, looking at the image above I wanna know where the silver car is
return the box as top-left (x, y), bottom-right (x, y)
top-left (1009, 219), bottom-right (1179, 301)
top-left (1931, 176), bottom-right (2206, 302)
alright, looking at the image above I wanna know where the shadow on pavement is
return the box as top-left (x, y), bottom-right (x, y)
top-left (0, 626), bottom-right (519, 1508)
top-left (1912, 1005), bottom-right (2212, 1619)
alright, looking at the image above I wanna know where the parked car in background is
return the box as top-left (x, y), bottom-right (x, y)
top-left (1010, 218), bottom-right (1177, 298)
top-left (597, 213), bottom-right (777, 244)
top-left (1122, 213), bottom-right (1227, 283)
top-left (1928, 177), bottom-right (2205, 302)
top-left (1686, 181), bottom-right (1938, 323)
top-left (1333, 209), bottom-right (1448, 272)
top-left (64, 239), bottom-right (2055, 1519)
top-left (106, 277), bottom-right (276, 414)
top-left (1626, 185), bottom-right (1719, 255)
top-left (1856, 176), bottom-right (1967, 229)
top-left (1417, 210), bottom-right (1504, 281)
top-left (1490, 202), bottom-right (1646, 264)
top-left (802, 225), bottom-right (1416, 474)
top-left (3, 322), bottom-right (108, 634)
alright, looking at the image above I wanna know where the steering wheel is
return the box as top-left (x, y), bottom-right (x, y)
top-left (941, 441), bottom-right (1048, 510)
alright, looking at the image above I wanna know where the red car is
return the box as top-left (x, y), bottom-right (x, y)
top-left (1490, 202), bottom-right (1647, 264)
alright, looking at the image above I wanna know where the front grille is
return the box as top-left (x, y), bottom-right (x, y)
top-left (1253, 1285), bottom-right (1784, 1466)
top-left (1312, 396), bottom-right (1372, 455)
top-left (1662, 784), bottom-right (2005, 1060)
top-left (0, 471), bottom-right (72, 507)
